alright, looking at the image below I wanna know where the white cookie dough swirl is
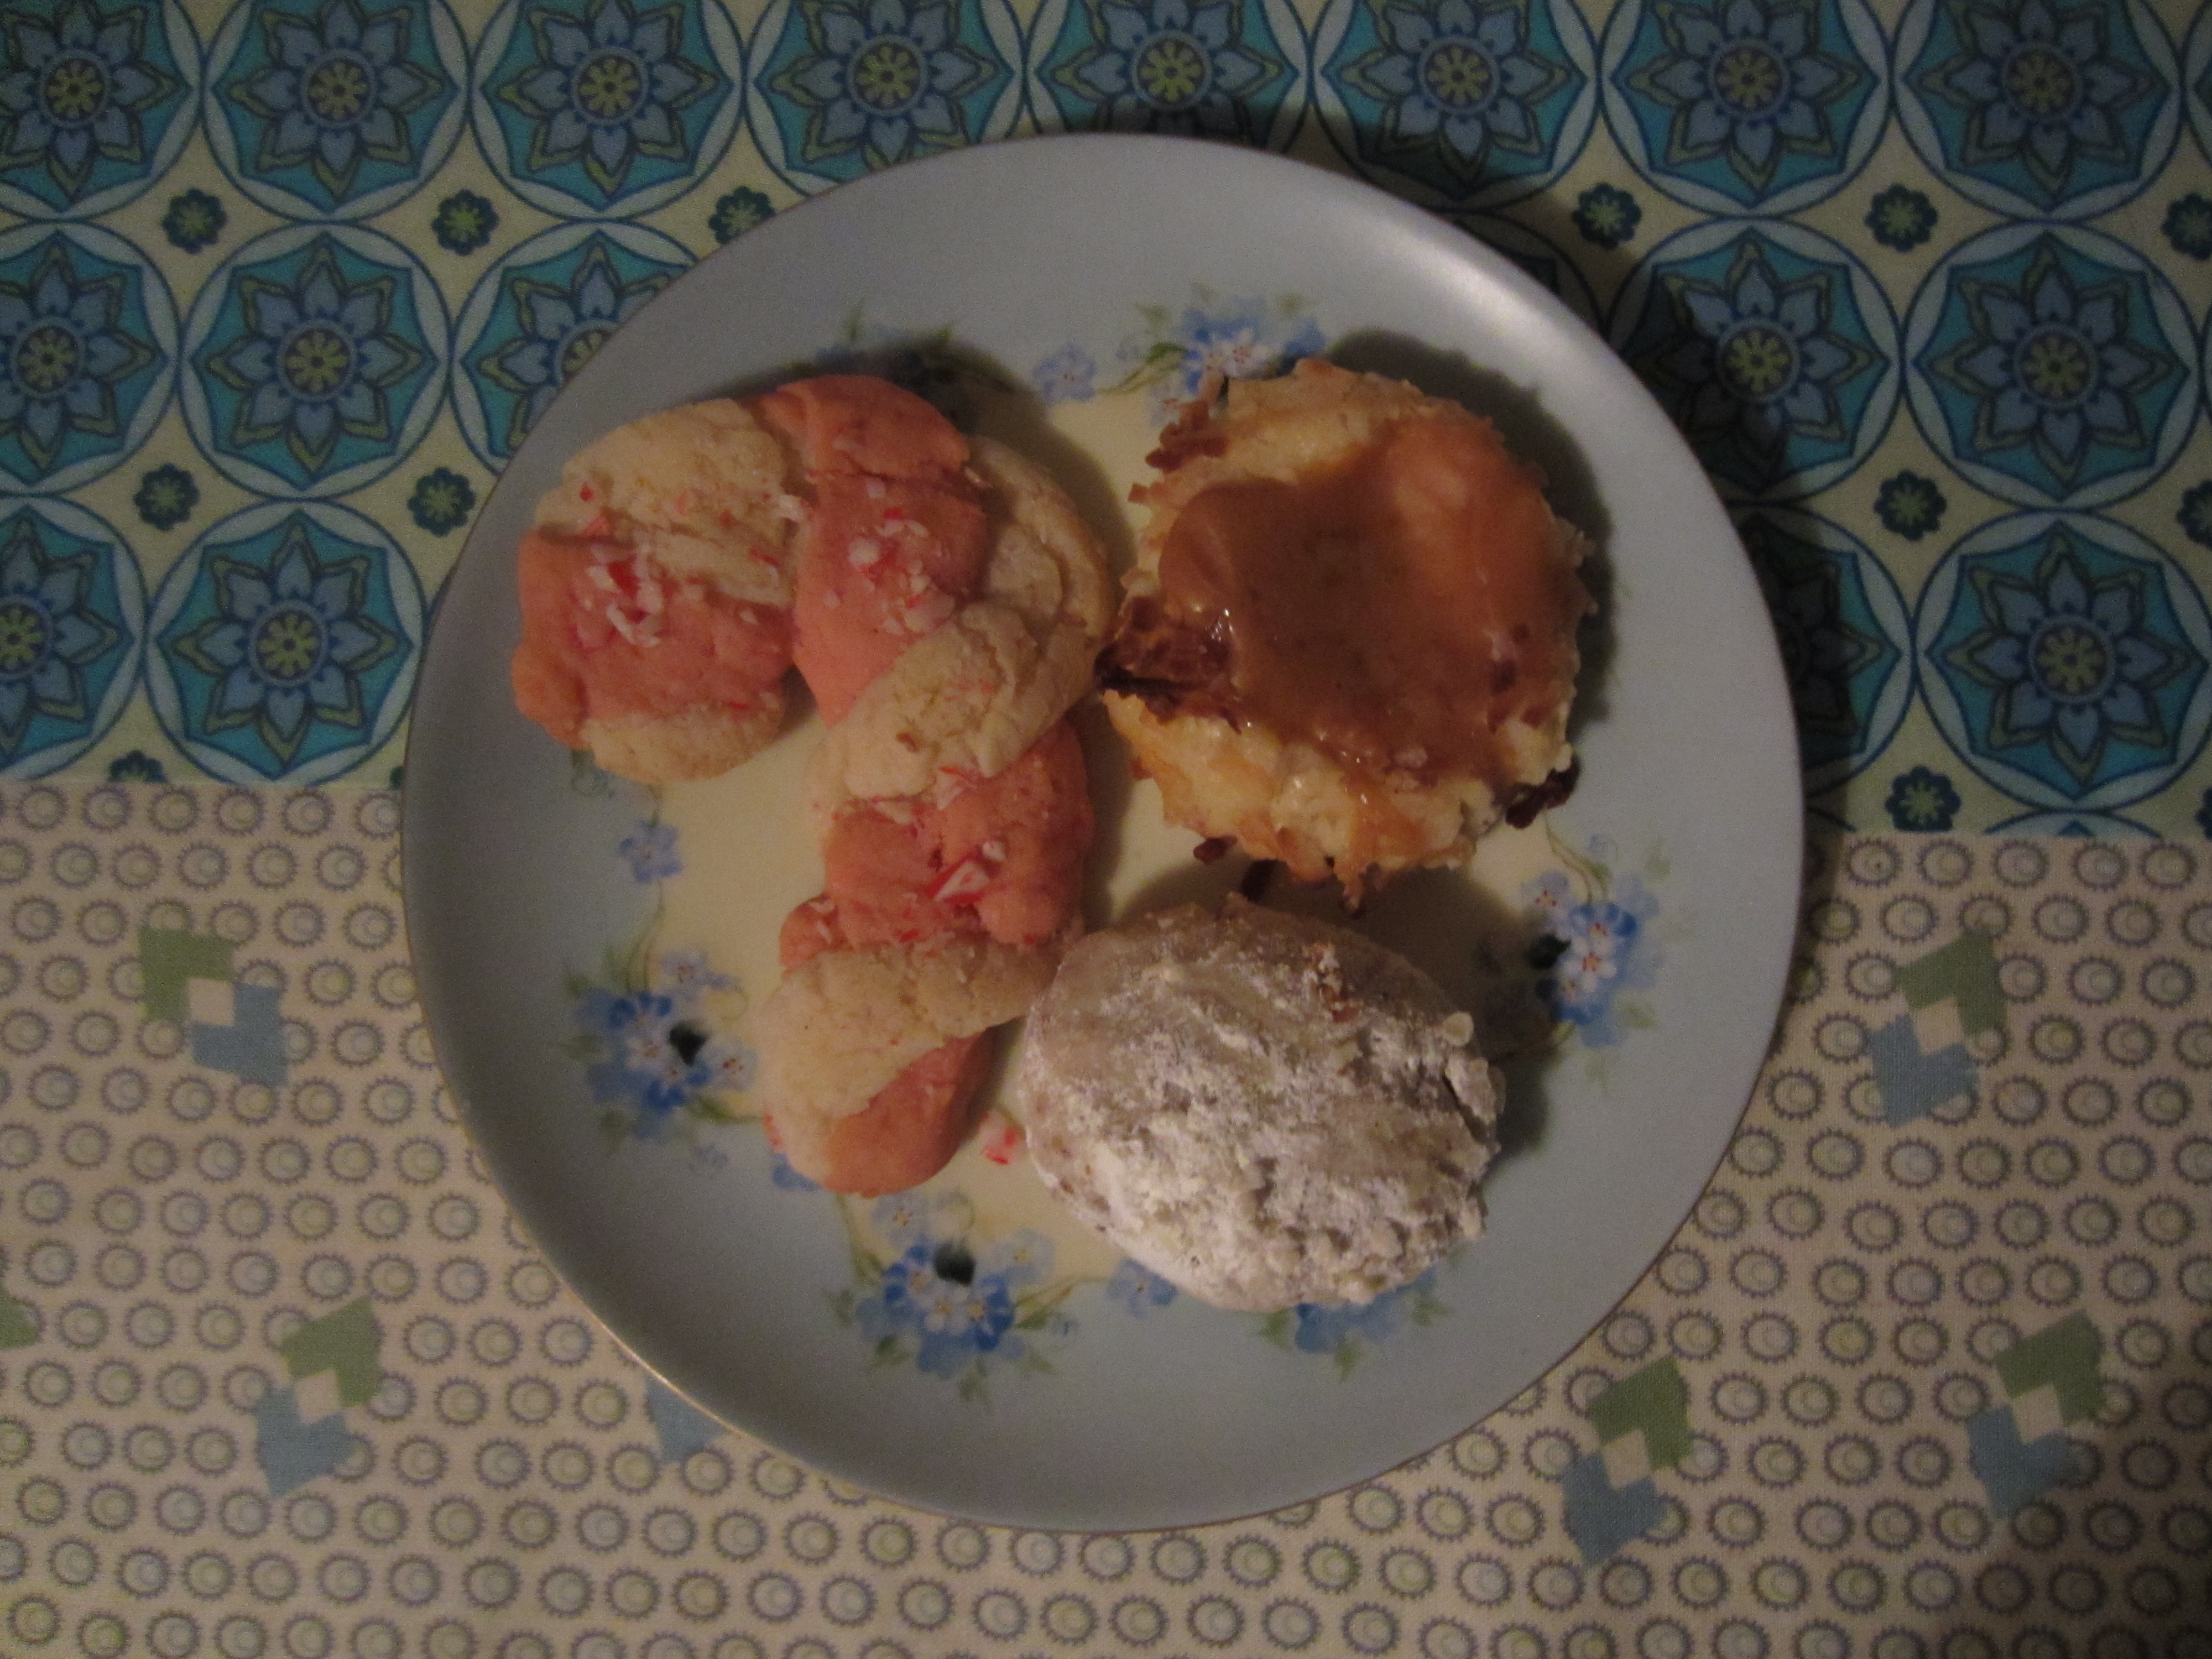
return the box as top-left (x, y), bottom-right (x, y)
top-left (749, 380), bottom-right (1112, 1195)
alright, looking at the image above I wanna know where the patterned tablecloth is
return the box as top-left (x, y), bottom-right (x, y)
top-left (4, 0), bottom-right (2212, 1653)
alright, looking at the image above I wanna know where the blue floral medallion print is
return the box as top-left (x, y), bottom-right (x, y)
top-left (1899, 0), bottom-right (2178, 220)
top-left (1602, 0), bottom-right (1885, 213)
top-left (0, 0), bottom-right (197, 218)
top-left (1613, 221), bottom-right (1895, 499)
top-left (148, 503), bottom-right (422, 785)
top-left (1918, 513), bottom-right (2212, 812)
top-left (452, 223), bottom-right (688, 468)
top-left (1030, 0), bottom-right (1300, 145)
top-left (1313, 0), bottom-right (1595, 208)
top-left (477, 0), bottom-right (743, 216)
top-left (1906, 226), bottom-right (2194, 509)
top-left (754, 0), bottom-right (1018, 187)
top-left (207, 0), bottom-right (467, 220)
top-left (1738, 505), bottom-right (1912, 794)
top-left (0, 225), bottom-right (174, 493)
top-left (185, 227), bottom-right (447, 499)
top-left (0, 499), bottom-right (143, 779)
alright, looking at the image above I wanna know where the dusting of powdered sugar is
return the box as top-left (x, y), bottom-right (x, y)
top-left (1014, 898), bottom-right (1502, 1312)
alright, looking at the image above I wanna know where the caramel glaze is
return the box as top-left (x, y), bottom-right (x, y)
top-left (1102, 410), bottom-right (1588, 807)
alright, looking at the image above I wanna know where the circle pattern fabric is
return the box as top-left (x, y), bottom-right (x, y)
top-left (0, 0), bottom-right (2203, 834)
top-left (2, 787), bottom-right (2210, 1651)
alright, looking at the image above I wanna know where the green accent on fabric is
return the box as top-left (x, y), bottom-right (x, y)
top-left (1896, 931), bottom-right (2004, 1035)
top-left (280, 1297), bottom-right (383, 1407)
top-left (139, 927), bottom-right (235, 1021)
top-left (1995, 1312), bottom-right (2103, 1424)
top-left (0, 1282), bottom-right (38, 1349)
top-left (1588, 1359), bottom-right (1692, 1469)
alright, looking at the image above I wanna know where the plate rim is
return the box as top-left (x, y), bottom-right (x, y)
top-left (401, 131), bottom-right (1806, 1530)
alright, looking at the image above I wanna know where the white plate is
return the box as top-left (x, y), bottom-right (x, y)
top-left (403, 134), bottom-right (1801, 1531)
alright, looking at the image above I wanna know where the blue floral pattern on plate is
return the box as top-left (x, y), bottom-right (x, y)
top-left (1917, 511), bottom-right (2212, 812)
top-left (564, 882), bottom-right (756, 1151)
top-left (837, 1196), bottom-right (1071, 1395)
top-left (452, 222), bottom-right (689, 468)
top-left (1603, 0), bottom-right (1885, 214)
top-left (1906, 225), bottom-right (2195, 509)
top-left (0, 225), bottom-right (175, 492)
top-left (0, 0), bottom-right (197, 218)
top-left (1261, 1269), bottom-right (1443, 1376)
top-left (1898, 0), bottom-right (2179, 220)
top-left (753, 0), bottom-right (1019, 187)
top-left (0, 499), bottom-right (143, 779)
top-left (476, 0), bottom-right (744, 215)
top-left (1613, 220), bottom-right (1895, 499)
top-left (1313, 0), bottom-right (1596, 208)
top-left (1029, 0), bottom-right (1302, 145)
top-left (207, 0), bottom-right (467, 220)
top-left (184, 226), bottom-right (447, 498)
top-left (147, 502), bottom-right (422, 784)
top-left (1739, 504), bottom-right (1913, 796)
top-left (1050, 285), bottom-right (1323, 420)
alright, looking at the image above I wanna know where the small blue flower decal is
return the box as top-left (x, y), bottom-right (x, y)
top-left (106, 747), bottom-right (164, 781)
top-left (1109, 289), bottom-right (1324, 418)
top-left (1526, 864), bottom-right (1663, 1047)
top-left (431, 189), bottom-right (495, 255)
top-left (191, 229), bottom-right (444, 494)
top-left (1106, 1259), bottom-right (1179, 1316)
top-left (1918, 233), bottom-right (2182, 503)
top-left (567, 948), bottom-right (751, 1145)
top-left (405, 466), bottom-right (474, 534)
top-left (1613, 0), bottom-right (1872, 208)
top-left (1261, 1269), bottom-right (1442, 1375)
top-left (1037, 0), bottom-right (1295, 142)
top-left (1866, 184), bottom-right (1935, 252)
top-left (215, 0), bottom-right (458, 216)
top-left (1322, 0), bottom-right (1587, 204)
top-left (1572, 182), bottom-right (1639, 247)
top-left (1029, 343), bottom-right (1095, 404)
top-left (1619, 228), bottom-right (1884, 497)
top-left (162, 514), bottom-right (400, 770)
top-left (2179, 483), bottom-right (2212, 552)
top-left (708, 185), bottom-right (771, 242)
top-left (163, 189), bottom-right (227, 253)
top-left (133, 462), bottom-right (198, 530)
top-left (1932, 525), bottom-right (2204, 799)
top-left (1874, 469), bottom-right (1945, 541)
top-left (468, 233), bottom-right (679, 461)
top-left (761, 0), bottom-right (1008, 180)
top-left (1885, 765), bottom-right (1960, 831)
top-left (0, 233), bottom-right (165, 489)
top-left (1904, 0), bottom-right (2165, 217)
top-left (839, 1198), bottom-right (1070, 1391)
top-left (619, 820), bottom-right (679, 882)
top-left (0, 507), bottom-right (132, 771)
top-left (0, 0), bottom-right (190, 213)
top-left (2163, 194), bottom-right (2212, 262)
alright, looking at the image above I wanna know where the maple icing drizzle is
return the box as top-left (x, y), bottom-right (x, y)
top-left (1110, 411), bottom-right (1583, 792)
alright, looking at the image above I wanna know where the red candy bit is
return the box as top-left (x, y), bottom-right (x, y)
top-left (926, 840), bottom-right (1003, 905)
top-left (977, 1112), bottom-right (1024, 1166)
